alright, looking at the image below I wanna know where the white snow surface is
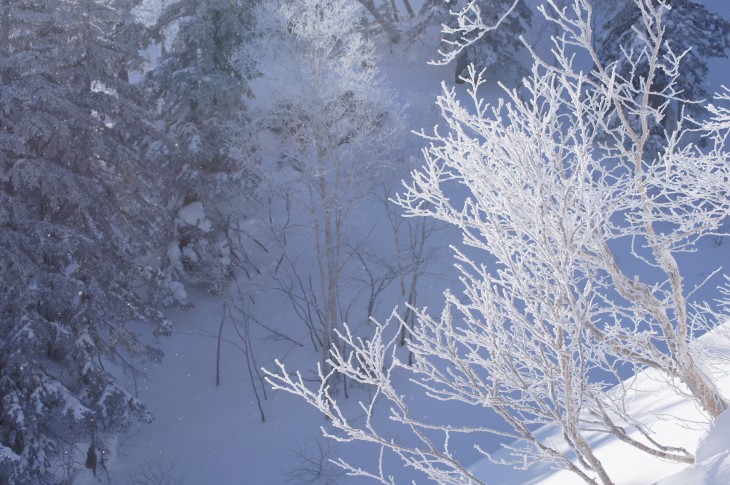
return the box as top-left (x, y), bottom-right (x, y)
top-left (109, 306), bottom-right (730, 484)
top-left (177, 201), bottom-right (212, 232)
top-left (656, 410), bottom-right (730, 485)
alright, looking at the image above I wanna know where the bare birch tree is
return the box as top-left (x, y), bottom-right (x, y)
top-left (243, 0), bottom-right (404, 376)
top-left (527, 0), bottom-right (729, 417)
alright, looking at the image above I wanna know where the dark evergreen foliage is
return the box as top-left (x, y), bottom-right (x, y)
top-left (0, 1), bottom-right (170, 481)
top-left (147, 0), bottom-right (259, 294)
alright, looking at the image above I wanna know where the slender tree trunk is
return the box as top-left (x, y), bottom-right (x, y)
top-left (654, 231), bottom-right (727, 417)
top-left (323, 200), bottom-right (340, 372)
top-left (559, 328), bottom-right (613, 485)
top-left (315, 135), bottom-right (340, 380)
top-left (677, 344), bottom-right (727, 417)
top-left (389, 0), bottom-right (399, 22)
top-left (572, 431), bottom-right (613, 485)
top-left (399, 218), bottom-right (425, 352)
top-left (597, 25), bottom-right (729, 417)
top-left (1, 7), bottom-right (10, 85)
top-left (216, 307), bottom-right (226, 386)
top-left (402, 0), bottom-right (415, 19)
top-left (637, 155), bottom-right (728, 417)
top-left (356, 0), bottom-right (401, 44)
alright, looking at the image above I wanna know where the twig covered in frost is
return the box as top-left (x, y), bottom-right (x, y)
top-left (430, 0), bottom-right (522, 65)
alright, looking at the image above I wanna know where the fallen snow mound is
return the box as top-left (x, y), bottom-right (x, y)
top-left (656, 404), bottom-right (730, 484)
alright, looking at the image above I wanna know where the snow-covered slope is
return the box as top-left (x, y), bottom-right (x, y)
top-left (657, 408), bottom-right (730, 485)
top-left (107, 289), bottom-right (344, 484)
top-left (107, 304), bottom-right (730, 484)
top-left (469, 323), bottom-right (730, 484)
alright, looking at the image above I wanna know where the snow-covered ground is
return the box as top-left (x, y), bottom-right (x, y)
top-left (100, 299), bottom-right (730, 485)
top-left (102, 37), bottom-right (458, 483)
top-left (657, 409), bottom-right (730, 485)
top-left (470, 323), bottom-right (730, 485)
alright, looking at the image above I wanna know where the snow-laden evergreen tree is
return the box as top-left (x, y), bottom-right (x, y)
top-left (267, 0), bottom-right (730, 482)
top-left (0, 1), bottom-right (170, 482)
top-left (413, 0), bottom-right (531, 82)
top-left (146, 0), bottom-right (260, 299)
top-left (242, 0), bottom-right (404, 376)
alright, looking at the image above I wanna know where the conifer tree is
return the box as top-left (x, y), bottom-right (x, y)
top-left (0, 1), bottom-right (169, 481)
top-left (147, 0), bottom-right (259, 296)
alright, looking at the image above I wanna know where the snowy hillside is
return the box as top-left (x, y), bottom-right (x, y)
top-left (470, 323), bottom-right (730, 485)
top-left (657, 410), bottom-right (730, 485)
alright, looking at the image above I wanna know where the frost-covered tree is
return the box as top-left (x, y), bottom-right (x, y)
top-left (146, 0), bottom-right (259, 298)
top-left (0, 1), bottom-right (170, 481)
top-left (266, 0), bottom-right (730, 483)
top-left (412, 0), bottom-right (531, 82)
top-left (242, 0), bottom-right (404, 375)
top-left (596, 0), bottom-right (730, 141)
